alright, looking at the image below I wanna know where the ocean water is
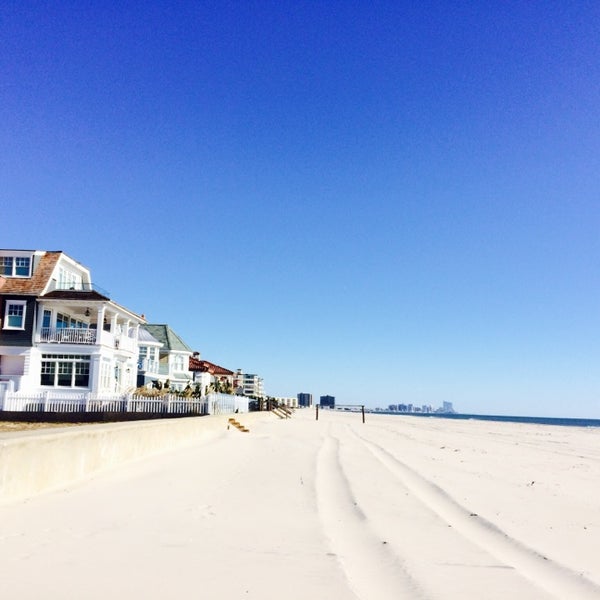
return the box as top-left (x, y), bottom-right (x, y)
top-left (380, 412), bottom-right (600, 428)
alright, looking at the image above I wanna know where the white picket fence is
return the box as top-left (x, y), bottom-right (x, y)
top-left (0, 392), bottom-right (248, 416)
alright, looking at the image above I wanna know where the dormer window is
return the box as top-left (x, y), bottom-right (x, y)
top-left (1, 256), bottom-right (31, 277)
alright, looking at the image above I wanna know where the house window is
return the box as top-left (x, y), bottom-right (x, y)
top-left (0, 256), bottom-right (31, 277)
top-left (41, 354), bottom-right (90, 388)
top-left (42, 310), bottom-right (52, 328)
top-left (3, 301), bottom-right (27, 330)
top-left (138, 346), bottom-right (148, 369)
top-left (56, 313), bottom-right (70, 328)
top-left (0, 257), bottom-right (12, 275)
top-left (15, 257), bottom-right (31, 276)
top-left (57, 361), bottom-right (73, 386)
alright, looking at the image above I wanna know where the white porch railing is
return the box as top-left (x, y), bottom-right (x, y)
top-left (40, 327), bottom-right (97, 344)
top-left (0, 392), bottom-right (249, 416)
top-left (38, 328), bottom-right (138, 352)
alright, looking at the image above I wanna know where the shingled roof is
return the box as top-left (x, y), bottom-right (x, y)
top-left (138, 327), bottom-right (162, 344)
top-left (0, 251), bottom-right (61, 295)
top-left (141, 324), bottom-right (193, 352)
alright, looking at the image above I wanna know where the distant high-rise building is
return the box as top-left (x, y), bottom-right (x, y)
top-left (442, 401), bottom-right (454, 413)
top-left (320, 395), bottom-right (335, 408)
top-left (297, 393), bottom-right (313, 407)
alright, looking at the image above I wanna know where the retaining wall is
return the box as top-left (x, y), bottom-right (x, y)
top-left (0, 411), bottom-right (274, 505)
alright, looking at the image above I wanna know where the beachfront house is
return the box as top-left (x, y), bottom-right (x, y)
top-left (0, 249), bottom-right (144, 402)
top-left (189, 357), bottom-right (235, 395)
top-left (139, 324), bottom-right (194, 392)
top-left (136, 326), bottom-right (163, 388)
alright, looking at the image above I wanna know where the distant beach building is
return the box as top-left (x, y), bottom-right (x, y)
top-left (297, 392), bottom-right (313, 407)
top-left (442, 401), bottom-right (455, 413)
top-left (236, 371), bottom-right (264, 398)
top-left (275, 396), bottom-right (298, 408)
top-left (319, 395), bottom-right (335, 408)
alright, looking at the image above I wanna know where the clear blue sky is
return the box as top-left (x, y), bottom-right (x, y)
top-left (2, 2), bottom-right (599, 417)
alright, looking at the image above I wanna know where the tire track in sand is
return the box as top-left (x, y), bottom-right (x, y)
top-left (351, 427), bottom-right (600, 600)
top-left (315, 431), bottom-right (426, 600)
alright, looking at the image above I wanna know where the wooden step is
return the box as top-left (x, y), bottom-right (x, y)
top-left (228, 418), bottom-right (249, 432)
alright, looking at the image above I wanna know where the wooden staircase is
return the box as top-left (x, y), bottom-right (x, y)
top-left (271, 405), bottom-right (294, 419)
top-left (271, 407), bottom-right (287, 419)
top-left (228, 417), bottom-right (249, 432)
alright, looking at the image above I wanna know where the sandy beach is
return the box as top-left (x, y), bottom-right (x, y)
top-left (0, 409), bottom-right (599, 599)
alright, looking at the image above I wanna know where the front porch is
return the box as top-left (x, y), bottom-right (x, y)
top-left (35, 297), bottom-right (141, 354)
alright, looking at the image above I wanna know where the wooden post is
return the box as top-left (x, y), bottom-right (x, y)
top-left (362, 405), bottom-right (365, 423)
top-left (316, 405), bottom-right (319, 421)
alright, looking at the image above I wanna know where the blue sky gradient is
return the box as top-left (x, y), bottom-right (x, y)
top-left (2, 2), bottom-right (599, 416)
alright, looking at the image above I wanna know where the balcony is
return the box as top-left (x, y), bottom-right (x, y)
top-left (40, 328), bottom-right (137, 354)
top-left (41, 327), bottom-right (97, 344)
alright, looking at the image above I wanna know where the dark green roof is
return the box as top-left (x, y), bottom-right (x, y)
top-left (142, 324), bottom-right (193, 352)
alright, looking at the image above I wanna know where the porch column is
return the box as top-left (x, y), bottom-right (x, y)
top-left (34, 304), bottom-right (45, 343)
top-left (110, 312), bottom-right (118, 333)
top-left (96, 306), bottom-right (106, 345)
top-left (89, 354), bottom-right (103, 393)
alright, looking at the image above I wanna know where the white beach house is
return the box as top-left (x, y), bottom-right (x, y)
top-left (0, 249), bottom-right (144, 402)
top-left (139, 324), bottom-right (194, 391)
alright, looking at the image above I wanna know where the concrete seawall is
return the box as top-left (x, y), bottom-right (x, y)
top-left (0, 411), bottom-right (275, 505)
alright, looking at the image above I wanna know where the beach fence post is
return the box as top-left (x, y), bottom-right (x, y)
top-left (316, 405), bottom-right (319, 420)
top-left (362, 405), bottom-right (365, 423)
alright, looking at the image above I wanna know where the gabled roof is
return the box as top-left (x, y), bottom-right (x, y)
top-left (142, 324), bottom-right (193, 353)
top-left (189, 357), bottom-right (234, 375)
top-left (138, 327), bottom-right (162, 344)
top-left (0, 251), bottom-right (61, 295)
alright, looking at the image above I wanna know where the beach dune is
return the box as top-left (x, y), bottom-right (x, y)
top-left (0, 410), bottom-right (598, 599)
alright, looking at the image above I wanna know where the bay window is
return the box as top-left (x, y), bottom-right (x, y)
top-left (41, 354), bottom-right (90, 387)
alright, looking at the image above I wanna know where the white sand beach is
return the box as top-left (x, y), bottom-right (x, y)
top-left (0, 410), bottom-right (599, 599)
